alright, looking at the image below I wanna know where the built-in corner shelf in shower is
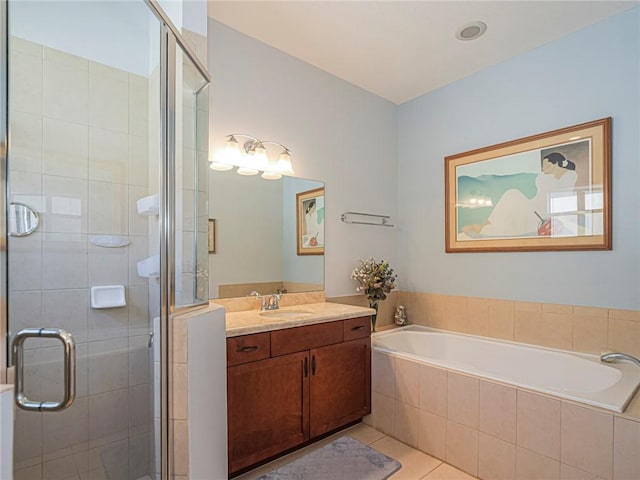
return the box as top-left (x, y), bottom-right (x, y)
top-left (137, 255), bottom-right (160, 278)
top-left (91, 285), bottom-right (126, 309)
top-left (137, 194), bottom-right (159, 216)
top-left (90, 235), bottom-right (130, 248)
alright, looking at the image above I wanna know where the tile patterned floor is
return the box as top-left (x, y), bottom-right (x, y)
top-left (235, 424), bottom-right (477, 480)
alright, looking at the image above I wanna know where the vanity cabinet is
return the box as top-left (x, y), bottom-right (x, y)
top-left (309, 337), bottom-right (370, 438)
top-left (227, 352), bottom-right (309, 473)
top-left (226, 316), bottom-right (371, 475)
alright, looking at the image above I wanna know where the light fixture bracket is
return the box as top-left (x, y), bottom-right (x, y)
top-left (242, 140), bottom-right (261, 154)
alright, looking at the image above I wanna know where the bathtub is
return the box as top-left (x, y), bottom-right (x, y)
top-left (372, 325), bottom-right (640, 412)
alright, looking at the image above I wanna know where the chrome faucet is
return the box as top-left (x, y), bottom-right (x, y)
top-left (263, 294), bottom-right (282, 311)
top-left (601, 352), bottom-right (640, 368)
top-left (250, 291), bottom-right (282, 311)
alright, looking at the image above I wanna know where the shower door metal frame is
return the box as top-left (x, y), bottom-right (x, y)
top-left (160, 23), bottom-right (176, 480)
top-left (0, 0), bottom-right (8, 387)
top-left (145, 1), bottom-right (212, 477)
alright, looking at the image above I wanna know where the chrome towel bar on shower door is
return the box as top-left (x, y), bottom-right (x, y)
top-left (12, 327), bottom-right (76, 412)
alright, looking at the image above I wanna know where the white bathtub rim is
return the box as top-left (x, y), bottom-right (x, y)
top-left (372, 325), bottom-right (640, 413)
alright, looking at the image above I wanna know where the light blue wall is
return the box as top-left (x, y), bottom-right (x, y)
top-left (397, 8), bottom-right (640, 309)
top-left (209, 20), bottom-right (398, 298)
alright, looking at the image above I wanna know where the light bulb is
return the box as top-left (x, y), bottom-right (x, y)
top-left (251, 144), bottom-right (268, 170)
top-left (210, 149), bottom-right (234, 170)
top-left (209, 161), bottom-right (233, 171)
top-left (236, 167), bottom-right (259, 176)
top-left (261, 171), bottom-right (282, 180)
top-left (276, 150), bottom-right (294, 175)
top-left (222, 136), bottom-right (242, 164)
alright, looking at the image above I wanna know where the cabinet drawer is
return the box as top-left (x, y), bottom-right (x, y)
top-left (271, 321), bottom-right (343, 357)
top-left (227, 332), bottom-right (271, 366)
top-left (343, 316), bottom-right (371, 341)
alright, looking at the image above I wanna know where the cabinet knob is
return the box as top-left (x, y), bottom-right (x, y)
top-left (352, 325), bottom-right (365, 331)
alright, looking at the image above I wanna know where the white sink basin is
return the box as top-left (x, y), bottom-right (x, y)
top-left (259, 309), bottom-right (313, 319)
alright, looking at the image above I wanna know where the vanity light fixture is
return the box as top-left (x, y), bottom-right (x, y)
top-left (211, 134), bottom-right (295, 180)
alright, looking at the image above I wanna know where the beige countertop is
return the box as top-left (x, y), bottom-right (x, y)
top-left (224, 302), bottom-right (376, 337)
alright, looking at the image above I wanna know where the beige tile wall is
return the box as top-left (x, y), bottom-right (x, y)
top-left (366, 350), bottom-right (640, 480)
top-left (327, 290), bottom-right (639, 359)
top-left (170, 306), bottom-right (228, 479)
top-left (327, 291), bottom-right (398, 329)
top-left (218, 281), bottom-right (285, 299)
top-left (171, 315), bottom-right (190, 477)
top-left (216, 281), bottom-right (324, 299)
top-left (214, 291), bottom-right (326, 313)
top-left (396, 291), bottom-right (640, 358)
top-left (10, 36), bottom-right (154, 480)
top-left (282, 282), bottom-right (324, 294)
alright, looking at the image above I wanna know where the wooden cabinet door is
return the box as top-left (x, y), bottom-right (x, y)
top-left (309, 337), bottom-right (371, 438)
top-left (227, 351), bottom-right (309, 474)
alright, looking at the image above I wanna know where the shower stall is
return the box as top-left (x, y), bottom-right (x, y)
top-left (1, 1), bottom-right (212, 478)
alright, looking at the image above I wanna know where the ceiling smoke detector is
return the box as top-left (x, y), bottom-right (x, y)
top-left (456, 21), bottom-right (487, 41)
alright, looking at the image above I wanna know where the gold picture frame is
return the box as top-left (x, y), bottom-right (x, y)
top-left (208, 219), bottom-right (216, 254)
top-left (296, 187), bottom-right (325, 255)
top-left (445, 117), bottom-right (611, 253)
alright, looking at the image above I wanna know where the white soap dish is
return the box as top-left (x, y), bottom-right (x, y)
top-left (91, 285), bottom-right (126, 309)
top-left (90, 235), bottom-right (130, 248)
top-left (137, 194), bottom-right (159, 216)
top-left (137, 255), bottom-right (160, 278)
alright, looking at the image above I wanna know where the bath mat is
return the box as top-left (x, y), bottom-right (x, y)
top-left (257, 436), bottom-right (401, 480)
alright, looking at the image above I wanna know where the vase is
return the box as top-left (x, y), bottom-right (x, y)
top-left (369, 299), bottom-right (379, 332)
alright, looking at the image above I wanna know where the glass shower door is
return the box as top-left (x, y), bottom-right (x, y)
top-left (7, 2), bottom-right (163, 479)
top-left (175, 42), bottom-right (209, 309)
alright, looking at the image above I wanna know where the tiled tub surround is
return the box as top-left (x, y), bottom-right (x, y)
top-left (9, 36), bottom-right (155, 479)
top-left (328, 291), bottom-right (399, 330)
top-left (396, 292), bottom-right (640, 359)
top-left (294, 291), bottom-right (640, 362)
top-left (366, 340), bottom-right (640, 479)
top-left (374, 327), bottom-right (640, 413)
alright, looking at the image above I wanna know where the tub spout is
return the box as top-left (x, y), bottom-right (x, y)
top-left (601, 352), bottom-right (640, 368)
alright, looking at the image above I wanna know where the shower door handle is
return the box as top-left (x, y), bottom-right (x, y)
top-left (12, 328), bottom-right (76, 412)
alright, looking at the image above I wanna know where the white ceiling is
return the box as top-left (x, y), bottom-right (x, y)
top-left (208, 1), bottom-right (637, 104)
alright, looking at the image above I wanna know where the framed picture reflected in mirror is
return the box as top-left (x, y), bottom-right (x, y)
top-left (296, 187), bottom-right (325, 255)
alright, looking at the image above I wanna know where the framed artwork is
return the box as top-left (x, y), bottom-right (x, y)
top-left (208, 219), bottom-right (216, 254)
top-left (296, 187), bottom-right (325, 255)
top-left (445, 117), bottom-right (611, 252)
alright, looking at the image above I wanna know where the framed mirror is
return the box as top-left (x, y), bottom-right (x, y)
top-left (209, 171), bottom-right (324, 299)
